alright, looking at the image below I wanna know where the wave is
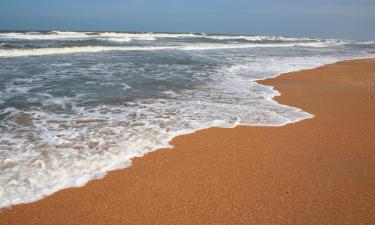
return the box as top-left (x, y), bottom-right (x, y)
top-left (97, 32), bottom-right (157, 41)
top-left (0, 31), bottom-right (344, 43)
top-left (355, 41), bottom-right (375, 45)
top-left (0, 42), bottom-right (344, 57)
top-left (0, 46), bottom-right (177, 57)
top-left (181, 42), bottom-right (340, 50)
top-left (100, 37), bottom-right (132, 43)
top-left (203, 35), bottom-right (317, 42)
top-left (0, 31), bottom-right (193, 41)
top-left (0, 31), bottom-right (197, 42)
top-left (0, 31), bottom-right (90, 40)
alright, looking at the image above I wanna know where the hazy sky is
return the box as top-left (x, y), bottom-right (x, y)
top-left (0, 0), bottom-right (374, 40)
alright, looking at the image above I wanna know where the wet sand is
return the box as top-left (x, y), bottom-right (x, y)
top-left (1, 58), bottom-right (374, 225)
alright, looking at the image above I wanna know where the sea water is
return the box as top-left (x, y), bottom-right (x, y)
top-left (0, 31), bottom-right (374, 208)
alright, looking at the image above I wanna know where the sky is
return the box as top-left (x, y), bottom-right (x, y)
top-left (0, 0), bottom-right (374, 40)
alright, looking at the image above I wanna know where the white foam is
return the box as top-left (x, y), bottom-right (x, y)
top-left (356, 41), bottom-right (375, 45)
top-left (181, 42), bottom-right (339, 50)
top-left (101, 37), bottom-right (132, 43)
top-left (0, 31), bottom-right (90, 40)
top-left (0, 46), bottom-right (177, 57)
top-left (203, 35), bottom-right (314, 42)
top-left (98, 32), bottom-right (157, 41)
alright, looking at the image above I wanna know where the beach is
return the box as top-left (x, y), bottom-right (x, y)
top-left (1, 57), bottom-right (374, 224)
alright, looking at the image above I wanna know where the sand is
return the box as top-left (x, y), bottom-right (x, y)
top-left (1, 58), bottom-right (374, 225)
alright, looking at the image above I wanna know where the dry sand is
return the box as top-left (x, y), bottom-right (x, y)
top-left (1, 58), bottom-right (374, 225)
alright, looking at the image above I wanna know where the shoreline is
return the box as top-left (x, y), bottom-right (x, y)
top-left (1, 58), bottom-right (375, 224)
top-left (0, 56), bottom-right (355, 209)
top-left (0, 56), bottom-right (339, 209)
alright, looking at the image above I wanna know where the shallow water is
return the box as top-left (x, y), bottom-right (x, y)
top-left (0, 31), bottom-right (374, 208)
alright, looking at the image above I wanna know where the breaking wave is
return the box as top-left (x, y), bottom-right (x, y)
top-left (0, 42), bottom-right (346, 57)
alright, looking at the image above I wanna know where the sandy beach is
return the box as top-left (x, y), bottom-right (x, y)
top-left (1, 58), bottom-right (374, 225)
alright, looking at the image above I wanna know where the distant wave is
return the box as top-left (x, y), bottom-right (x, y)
top-left (100, 37), bottom-right (132, 43)
top-left (0, 31), bottom-right (89, 40)
top-left (0, 46), bottom-right (176, 57)
top-left (181, 42), bottom-right (340, 50)
top-left (0, 42), bottom-right (345, 57)
top-left (355, 41), bottom-right (375, 45)
top-left (97, 32), bottom-right (157, 41)
top-left (0, 31), bottom-right (194, 41)
top-left (0, 31), bottom-right (342, 43)
top-left (203, 35), bottom-right (317, 42)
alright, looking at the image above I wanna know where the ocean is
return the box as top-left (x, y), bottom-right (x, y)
top-left (0, 31), bottom-right (374, 208)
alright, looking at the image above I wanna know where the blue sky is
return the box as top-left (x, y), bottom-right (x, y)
top-left (0, 0), bottom-right (374, 40)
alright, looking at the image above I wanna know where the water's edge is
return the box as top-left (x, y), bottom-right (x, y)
top-left (2, 55), bottom-right (373, 210)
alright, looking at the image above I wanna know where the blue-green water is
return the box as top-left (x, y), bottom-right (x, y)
top-left (0, 31), bottom-right (374, 208)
